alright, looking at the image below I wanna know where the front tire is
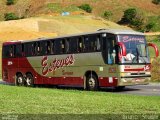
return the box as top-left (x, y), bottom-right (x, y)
top-left (26, 74), bottom-right (34, 87)
top-left (86, 74), bottom-right (98, 91)
top-left (16, 74), bottom-right (24, 86)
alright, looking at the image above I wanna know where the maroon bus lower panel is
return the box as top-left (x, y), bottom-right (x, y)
top-left (99, 77), bottom-right (118, 87)
top-left (34, 76), bottom-right (118, 87)
top-left (34, 77), bottom-right (84, 87)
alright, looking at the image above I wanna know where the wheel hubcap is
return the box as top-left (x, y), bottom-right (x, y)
top-left (88, 78), bottom-right (95, 88)
top-left (26, 77), bottom-right (31, 86)
top-left (18, 77), bottom-right (23, 84)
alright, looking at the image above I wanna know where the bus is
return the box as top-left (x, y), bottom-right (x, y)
top-left (2, 29), bottom-right (159, 91)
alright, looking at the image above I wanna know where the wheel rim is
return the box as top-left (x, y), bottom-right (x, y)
top-left (17, 77), bottom-right (23, 84)
top-left (88, 78), bottom-right (95, 88)
top-left (26, 77), bottom-right (32, 86)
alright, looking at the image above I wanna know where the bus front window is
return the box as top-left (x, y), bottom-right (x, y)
top-left (118, 35), bottom-right (150, 64)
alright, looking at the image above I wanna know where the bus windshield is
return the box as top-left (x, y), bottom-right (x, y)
top-left (118, 35), bottom-right (150, 63)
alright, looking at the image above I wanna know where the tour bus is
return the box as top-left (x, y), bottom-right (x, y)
top-left (2, 29), bottom-right (159, 90)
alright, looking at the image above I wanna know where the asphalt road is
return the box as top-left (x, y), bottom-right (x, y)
top-left (0, 80), bottom-right (160, 96)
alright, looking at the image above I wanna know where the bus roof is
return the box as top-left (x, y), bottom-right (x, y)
top-left (3, 29), bottom-right (144, 45)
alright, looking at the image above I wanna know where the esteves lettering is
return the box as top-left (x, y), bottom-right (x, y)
top-left (41, 55), bottom-right (75, 76)
top-left (122, 36), bottom-right (144, 43)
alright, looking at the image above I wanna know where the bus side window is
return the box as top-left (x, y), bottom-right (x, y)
top-left (78, 37), bottom-right (83, 52)
top-left (3, 45), bottom-right (13, 58)
top-left (96, 35), bottom-right (101, 51)
top-left (9, 45), bottom-right (15, 57)
top-left (51, 40), bottom-right (54, 54)
top-left (61, 39), bottom-right (65, 53)
top-left (37, 42), bottom-right (41, 55)
top-left (54, 39), bottom-right (62, 54)
top-left (84, 36), bottom-right (89, 52)
top-left (22, 44), bottom-right (25, 56)
top-left (69, 37), bottom-right (77, 53)
top-left (16, 44), bottom-right (22, 57)
top-left (90, 35), bottom-right (97, 51)
top-left (65, 38), bottom-right (70, 53)
top-left (33, 42), bottom-right (37, 55)
top-left (47, 41), bottom-right (51, 54)
top-left (29, 43), bottom-right (34, 56)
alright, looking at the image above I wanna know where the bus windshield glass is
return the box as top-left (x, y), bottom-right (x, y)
top-left (118, 35), bottom-right (150, 63)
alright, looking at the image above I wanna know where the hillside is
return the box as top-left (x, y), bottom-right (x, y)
top-left (0, 0), bottom-right (159, 32)
top-left (0, 0), bottom-right (160, 21)
top-left (0, 15), bottom-right (128, 41)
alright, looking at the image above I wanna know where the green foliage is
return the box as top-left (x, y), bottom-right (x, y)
top-left (46, 3), bottom-right (80, 13)
top-left (4, 13), bottom-right (19, 21)
top-left (152, 0), bottom-right (160, 4)
top-left (147, 16), bottom-right (160, 32)
top-left (78, 4), bottom-right (92, 13)
top-left (119, 8), bottom-right (146, 31)
top-left (6, 0), bottom-right (14, 5)
top-left (123, 8), bottom-right (137, 23)
top-left (102, 11), bottom-right (113, 20)
top-left (145, 22), bottom-right (156, 32)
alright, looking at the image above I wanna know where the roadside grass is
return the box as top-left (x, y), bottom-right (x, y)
top-left (0, 84), bottom-right (160, 114)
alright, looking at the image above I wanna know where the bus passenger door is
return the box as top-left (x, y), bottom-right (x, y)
top-left (102, 33), bottom-right (117, 65)
top-left (102, 33), bottom-right (118, 86)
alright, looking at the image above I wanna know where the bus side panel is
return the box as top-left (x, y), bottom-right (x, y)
top-left (2, 58), bottom-right (18, 83)
top-left (18, 57), bottom-right (84, 86)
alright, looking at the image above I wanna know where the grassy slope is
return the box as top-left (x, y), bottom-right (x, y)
top-left (42, 0), bottom-right (160, 22)
top-left (1, 0), bottom-right (160, 22)
top-left (0, 84), bottom-right (160, 114)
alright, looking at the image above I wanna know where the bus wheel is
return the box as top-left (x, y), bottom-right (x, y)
top-left (86, 74), bottom-right (98, 91)
top-left (26, 74), bottom-right (34, 87)
top-left (115, 86), bottom-right (125, 91)
top-left (16, 74), bottom-right (24, 86)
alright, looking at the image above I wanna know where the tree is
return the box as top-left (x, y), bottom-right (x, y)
top-left (78, 4), bottom-right (92, 13)
top-left (119, 8), bottom-right (146, 30)
top-left (122, 8), bottom-right (137, 24)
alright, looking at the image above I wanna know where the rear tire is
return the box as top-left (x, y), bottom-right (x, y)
top-left (86, 74), bottom-right (98, 91)
top-left (26, 74), bottom-right (34, 87)
top-left (16, 74), bottom-right (24, 86)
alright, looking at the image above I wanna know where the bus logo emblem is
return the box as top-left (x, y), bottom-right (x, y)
top-left (41, 54), bottom-right (75, 76)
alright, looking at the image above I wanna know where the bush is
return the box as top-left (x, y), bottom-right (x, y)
top-left (145, 22), bottom-right (156, 32)
top-left (6, 0), bottom-right (14, 5)
top-left (4, 13), bottom-right (19, 21)
top-left (121, 8), bottom-right (137, 24)
top-left (119, 8), bottom-right (146, 30)
top-left (152, 0), bottom-right (160, 4)
top-left (78, 4), bottom-right (92, 13)
top-left (103, 11), bottom-right (113, 20)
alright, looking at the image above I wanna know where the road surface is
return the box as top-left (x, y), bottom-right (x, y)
top-left (0, 80), bottom-right (159, 96)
